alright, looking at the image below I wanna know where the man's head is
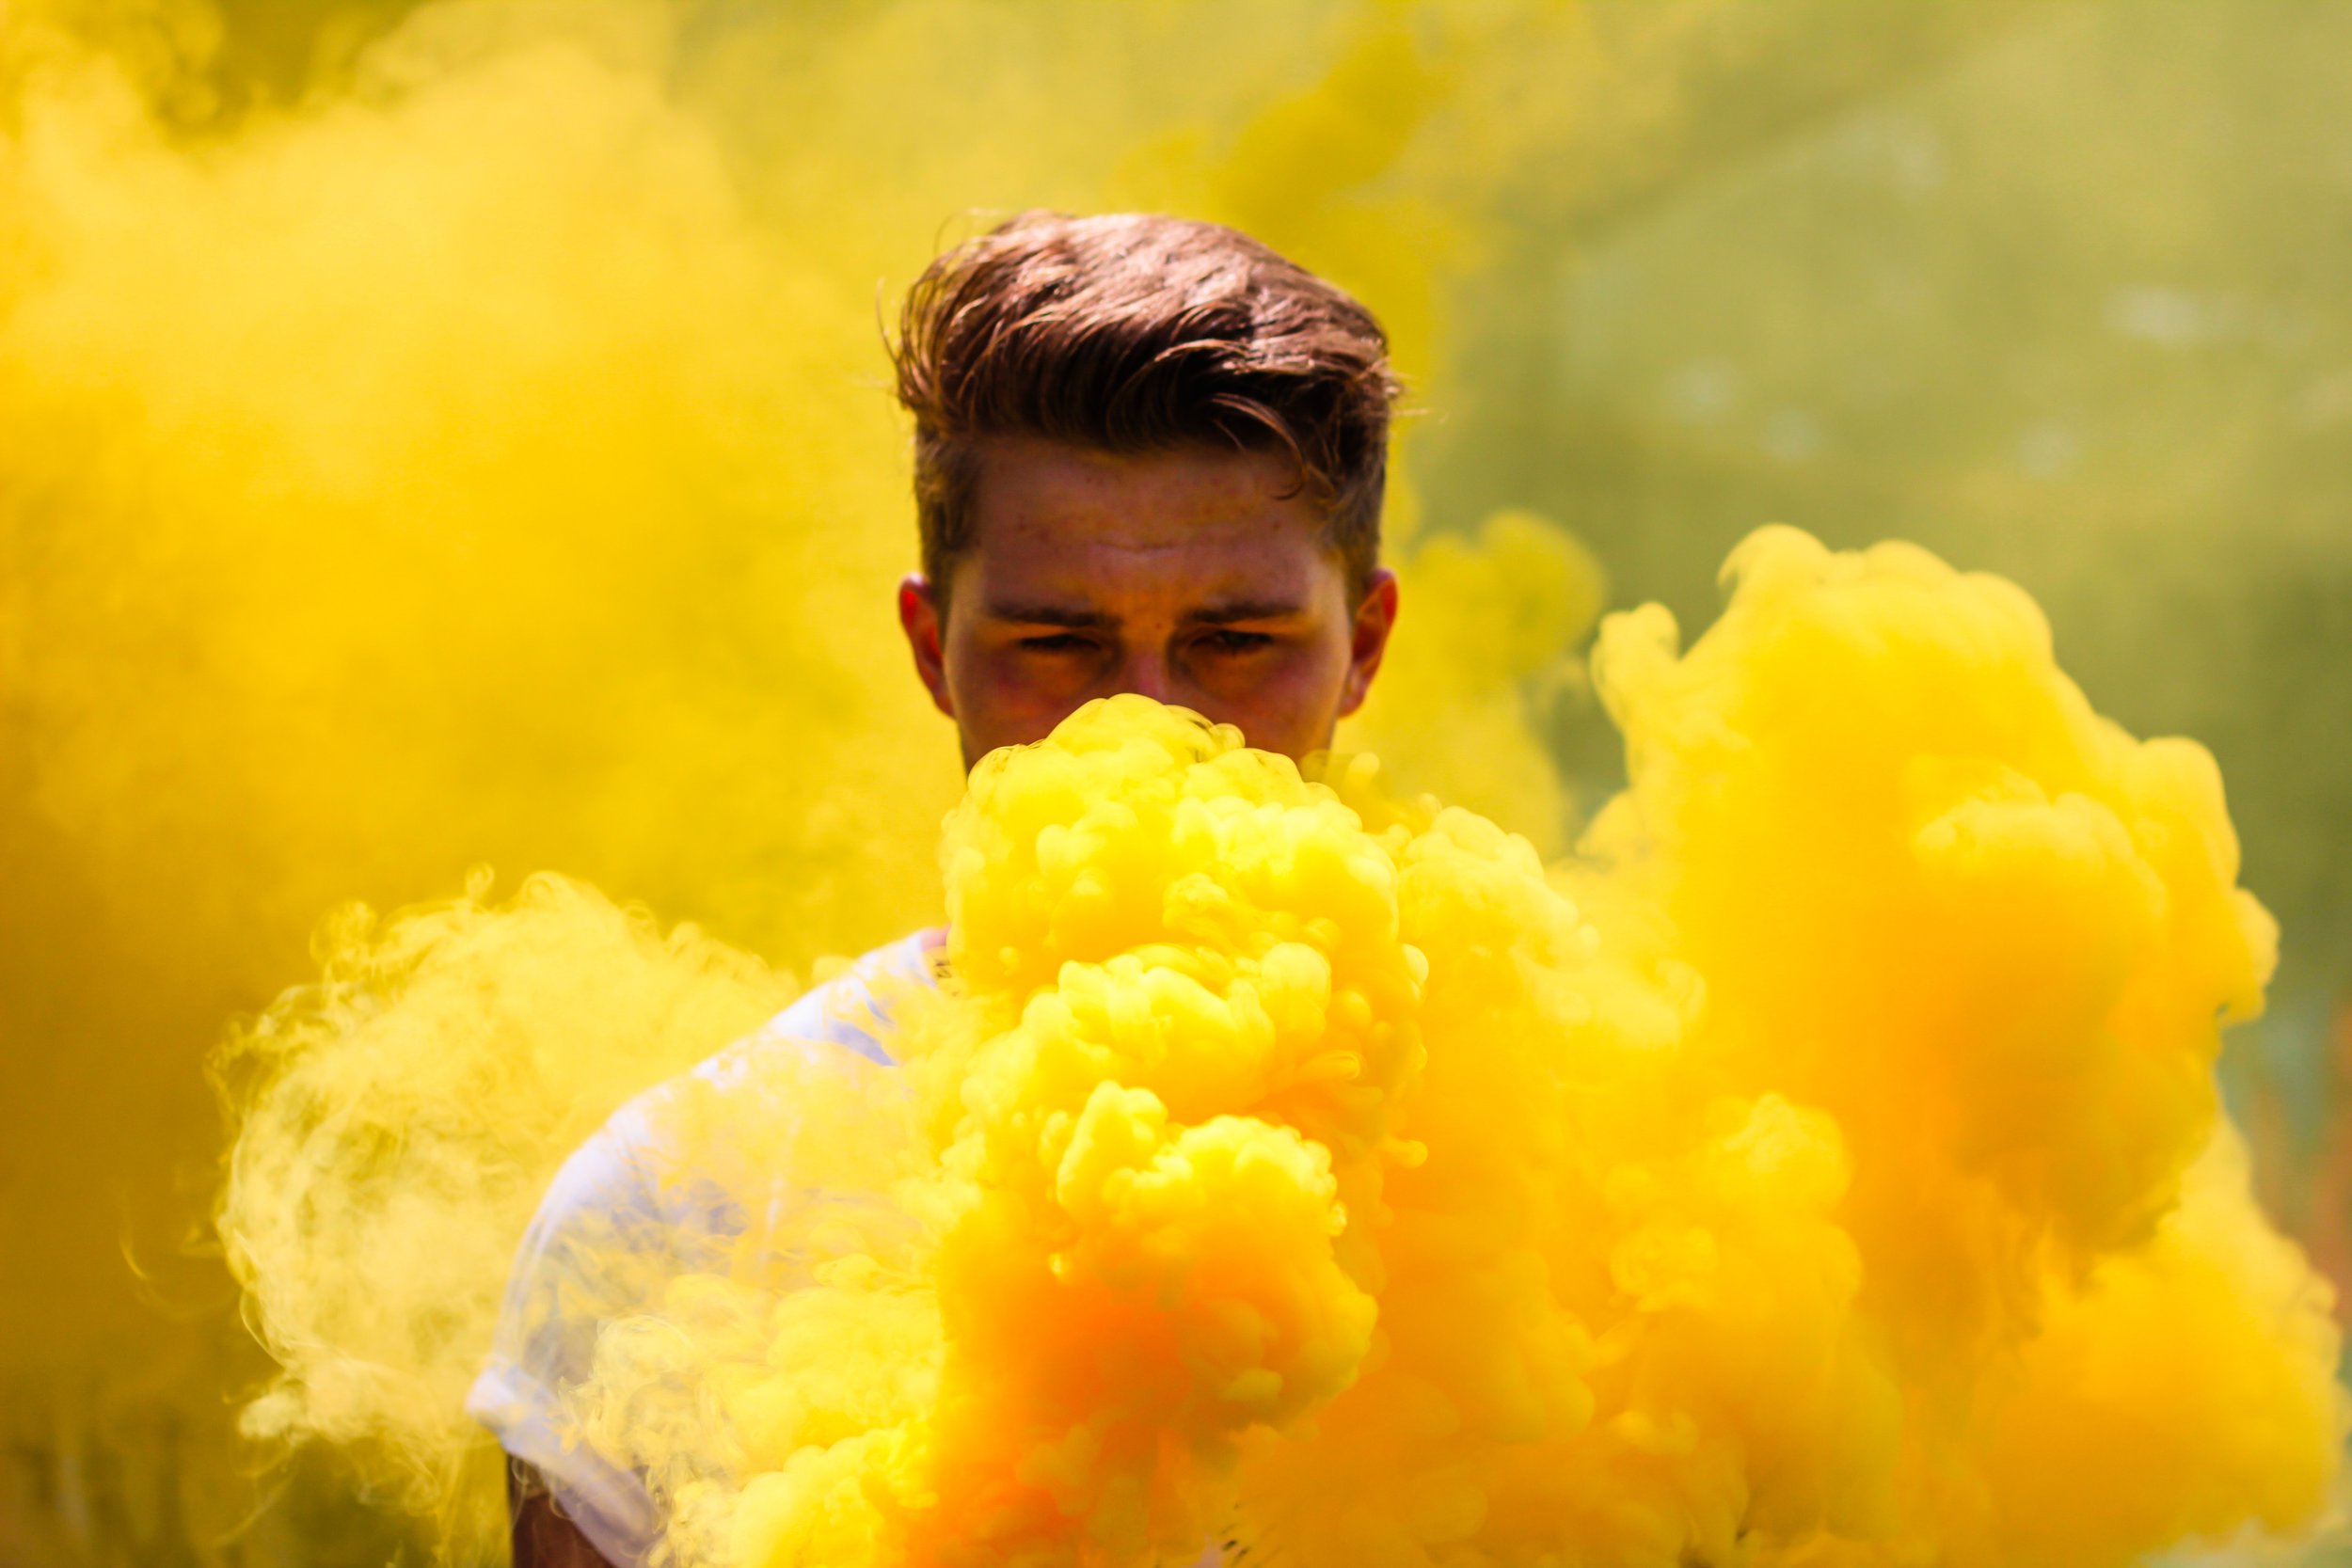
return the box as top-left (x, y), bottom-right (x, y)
top-left (892, 212), bottom-right (1402, 768)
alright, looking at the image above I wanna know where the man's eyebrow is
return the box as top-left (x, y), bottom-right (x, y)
top-left (1186, 598), bottom-right (1306, 624)
top-left (977, 597), bottom-right (1308, 626)
top-left (980, 601), bottom-right (1119, 628)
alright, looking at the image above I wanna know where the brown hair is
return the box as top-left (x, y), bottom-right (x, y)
top-left (891, 212), bottom-right (1400, 603)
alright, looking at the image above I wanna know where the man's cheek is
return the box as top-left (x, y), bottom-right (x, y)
top-left (974, 657), bottom-right (1086, 728)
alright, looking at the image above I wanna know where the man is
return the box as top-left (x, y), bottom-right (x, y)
top-left (472, 210), bottom-right (1403, 1568)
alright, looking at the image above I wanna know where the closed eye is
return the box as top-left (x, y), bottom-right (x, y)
top-left (1019, 632), bottom-right (1096, 653)
top-left (1199, 628), bottom-right (1274, 655)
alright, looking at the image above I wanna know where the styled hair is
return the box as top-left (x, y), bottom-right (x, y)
top-left (891, 211), bottom-right (1401, 602)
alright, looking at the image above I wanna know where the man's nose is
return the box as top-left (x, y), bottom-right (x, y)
top-left (1109, 647), bottom-right (1177, 705)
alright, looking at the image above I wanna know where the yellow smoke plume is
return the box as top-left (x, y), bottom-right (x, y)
top-left (222, 531), bottom-right (2341, 1567)
top-left (1, 2), bottom-right (1616, 1553)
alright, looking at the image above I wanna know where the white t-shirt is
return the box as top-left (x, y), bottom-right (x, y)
top-left (466, 928), bottom-right (941, 1566)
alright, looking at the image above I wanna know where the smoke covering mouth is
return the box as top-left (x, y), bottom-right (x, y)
top-left (220, 528), bottom-right (2342, 1568)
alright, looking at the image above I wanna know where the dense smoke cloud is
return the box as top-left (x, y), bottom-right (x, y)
top-left (224, 536), bottom-right (2341, 1566)
top-left (7, 2), bottom-right (2347, 1564)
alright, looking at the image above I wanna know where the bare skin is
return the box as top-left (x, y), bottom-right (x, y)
top-left (511, 435), bottom-right (1397, 1567)
top-left (899, 436), bottom-right (1397, 768)
top-left (509, 1465), bottom-right (614, 1568)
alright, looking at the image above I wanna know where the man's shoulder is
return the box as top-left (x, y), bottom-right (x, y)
top-left (497, 924), bottom-right (943, 1285)
top-left (691, 925), bottom-right (944, 1087)
top-left (582, 926), bottom-right (943, 1189)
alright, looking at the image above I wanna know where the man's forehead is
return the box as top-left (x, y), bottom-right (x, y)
top-left (973, 434), bottom-right (1300, 512)
top-left (957, 437), bottom-right (1341, 619)
top-left (969, 543), bottom-right (1317, 620)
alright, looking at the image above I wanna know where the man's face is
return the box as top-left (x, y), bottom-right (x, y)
top-left (898, 436), bottom-right (1398, 768)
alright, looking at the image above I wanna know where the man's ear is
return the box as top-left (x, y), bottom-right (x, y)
top-left (1336, 567), bottom-right (1399, 720)
top-left (898, 574), bottom-right (957, 720)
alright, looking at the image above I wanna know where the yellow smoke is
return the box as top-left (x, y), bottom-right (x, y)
top-left (0, 1), bottom-right (1622, 1556)
top-left (228, 532), bottom-right (2338, 1566)
top-left (214, 872), bottom-right (800, 1551)
top-left (9, 2), bottom-right (2341, 1564)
